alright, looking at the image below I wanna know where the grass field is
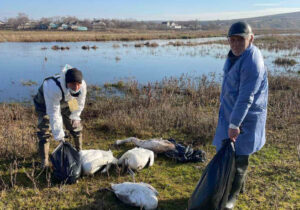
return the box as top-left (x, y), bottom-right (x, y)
top-left (0, 29), bottom-right (225, 42)
top-left (0, 29), bottom-right (299, 42)
top-left (0, 71), bottom-right (299, 209)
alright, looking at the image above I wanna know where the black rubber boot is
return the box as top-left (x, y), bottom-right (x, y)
top-left (225, 155), bottom-right (249, 210)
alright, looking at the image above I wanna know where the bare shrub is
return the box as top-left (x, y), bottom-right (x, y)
top-left (0, 104), bottom-right (37, 159)
top-left (82, 45), bottom-right (90, 50)
top-left (134, 43), bottom-right (144, 47)
top-left (91, 45), bottom-right (98, 50)
top-left (9, 160), bottom-right (18, 188)
top-left (83, 74), bottom-right (220, 144)
top-left (267, 74), bottom-right (300, 133)
top-left (51, 45), bottom-right (60, 50)
top-left (23, 160), bottom-right (39, 191)
top-left (273, 58), bottom-right (297, 66)
top-left (145, 42), bottom-right (159, 47)
top-left (112, 44), bottom-right (120, 48)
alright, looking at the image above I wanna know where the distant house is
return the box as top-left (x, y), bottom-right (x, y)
top-left (57, 24), bottom-right (70, 30)
top-left (69, 20), bottom-right (77, 25)
top-left (62, 24), bottom-right (69, 30)
top-left (1, 23), bottom-right (13, 30)
top-left (92, 21), bottom-right (106, 31)
top-left (70, 25), bottom-right (78, 30)
top-left (162, 21), bottom-right (171, 27)
top-left (76, 26), bottom-right (88, 31)
top-left (0, 21), bottom-right (4, 29)
top-left (173, 25), bottom-right (182, 29)
top-left (37, 24), bottom-right (48, 30)
top-left (17, 22), bottom-right (38, 30)
top-left (70, 25), bottom-right (88, 31)
top-left (48, 23), bottom-right (59, 30)
top-left (162, 21), bottom-right (182, 29)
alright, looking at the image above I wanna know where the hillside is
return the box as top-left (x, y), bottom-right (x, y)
top-left (194, 11), bottom-right (300, 30)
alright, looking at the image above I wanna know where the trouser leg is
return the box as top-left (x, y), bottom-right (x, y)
top-left (62, 108), bottom-right (83, 151)
top-left (70, 128), bottom-right (82, 151)
top-left (225, 155), bottom-right (249, 210)
top-left (37, 112), bottom-right (51, 167)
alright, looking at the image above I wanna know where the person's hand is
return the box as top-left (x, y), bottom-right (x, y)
top-left (228, 128), bottom-right (240, 142)
top-left (71, 120), bottom-right (81, 129)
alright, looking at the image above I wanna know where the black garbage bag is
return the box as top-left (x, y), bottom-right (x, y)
top-left (188, 139), bottom-right (236, 210)
top-left (164, 138), bottom-right (206, 163)
top-left (50, 141), bottom-right (82, 184)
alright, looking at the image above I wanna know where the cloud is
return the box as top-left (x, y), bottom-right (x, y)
top-left (138, 7), bottom-right (300, 21)
top-left (253, 3), bottom-right (282, 7)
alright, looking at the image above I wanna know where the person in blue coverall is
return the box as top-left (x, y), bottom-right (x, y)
top-left (213, 22), bottom-right (268, 209)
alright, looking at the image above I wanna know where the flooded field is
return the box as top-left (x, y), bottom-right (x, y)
top-left (0, 35), bottom-right (299, 102)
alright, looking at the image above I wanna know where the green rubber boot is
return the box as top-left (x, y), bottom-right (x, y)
top-left (225, 155), bottom-right (249, 210)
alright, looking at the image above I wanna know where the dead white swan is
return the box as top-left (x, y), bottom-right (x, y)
top-left (80, 150), bottom-right (117, 175)
top-left (118, 147), bottom-right (154, 171)
top-left (115, 137), bottom-right (175, 153)
top-left (111, 182), bottom-right (158, 210)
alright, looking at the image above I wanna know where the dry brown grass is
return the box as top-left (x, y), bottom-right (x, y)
top-left (170, 34), bottom-right (300, 51)
top-left (255, 35), bottom-right (300, 50)
top-left (0, 29), bottom-right (226, 42)
top-left (0, 104), bottom-right (37, 159)
top-left (273, 57), bottom-right (297, 66)
top-left (0, 73), bottom-right (299, 209)
top-left (0, 73), bottom-right (299, 160)
top-left (84, 74), bottom-right (220, 143)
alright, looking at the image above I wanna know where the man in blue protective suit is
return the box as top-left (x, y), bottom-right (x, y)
top-left (213, 22), bottom-right (268, 209)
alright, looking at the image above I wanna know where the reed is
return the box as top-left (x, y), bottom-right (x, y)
top-left (0, 29), bottom-right (226, 42)
top-left (0, 72), bottom-right (299, 209)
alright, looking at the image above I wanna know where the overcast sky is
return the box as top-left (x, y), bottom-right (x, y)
top-left (1, 0), bottom-right (300, 21)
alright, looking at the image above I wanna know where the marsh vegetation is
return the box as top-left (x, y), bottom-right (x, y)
top-left (0, 71), bottom-right (299, 209)
top-left (0, 32), bottom-right (299, 209)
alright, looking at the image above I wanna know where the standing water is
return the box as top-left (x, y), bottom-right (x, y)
top-left (0, 36), bottom-right (299, 102)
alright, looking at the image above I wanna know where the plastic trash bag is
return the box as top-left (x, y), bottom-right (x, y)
top-left (50, 142), bottom-right (82, 184)
top-left (164, 138), bottom-right (206, 163)
top-left (188, 139), bottom-right (236, 210)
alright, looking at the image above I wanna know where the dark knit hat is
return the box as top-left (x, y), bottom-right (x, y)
top-left (65, 68), bottom-right (83, 84)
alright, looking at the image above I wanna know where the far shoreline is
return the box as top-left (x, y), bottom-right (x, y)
top-left (1, 29), bottom-right (299, 42)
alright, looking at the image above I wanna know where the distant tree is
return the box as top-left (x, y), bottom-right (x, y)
top-left (80, 19), bottom-right (92, 29)
top-left (16, 13), bottom-right (29, 24)
top-left (7, 13), bottom-right (29, 29)
top-left (61, 16), bottom-right (78, 24)
top-left (40, 17), bottom-right (52, 25)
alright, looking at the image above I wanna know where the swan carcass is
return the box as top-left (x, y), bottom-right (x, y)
top-left (111, 182), bottom-right (158, 210)
top-left (80, 150), bottom-right (117, 175)
top-left (115, 137), bottom-right (175, 153)
top-left (118, 147), bottom-right (154, 171)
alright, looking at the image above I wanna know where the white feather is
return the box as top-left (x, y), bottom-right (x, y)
top-left (118, 147), bottom-right (154, 170)
top-left (80, 150), bottom-right (117, 175)
top-left (111, 182), bottom-right (158, 210)
top-left (115, 137), bottom-right (175, 153)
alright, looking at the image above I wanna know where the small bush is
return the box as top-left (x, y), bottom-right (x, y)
top-left (51, 45), bottom-right (60, 50)
top-left (91, 45), bottom-right (98, 50)
top-left (81, 45), bottom-right (90, 50)
top-left (134, 43), bottom-right (144, 47)
top-left (112, 44), bottom-right (120, 48)
top-left (273, 58), bottom-right (297, 66)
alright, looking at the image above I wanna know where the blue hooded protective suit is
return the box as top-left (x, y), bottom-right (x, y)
top-left (213, 44), bottom-right (268, 155)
